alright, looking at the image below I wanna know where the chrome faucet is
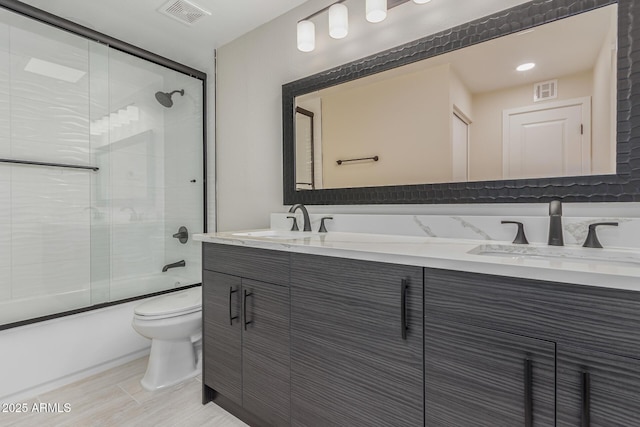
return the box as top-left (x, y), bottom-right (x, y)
top-left (548, 200), bottom-right (564, 246)
top-left (288, 204), bottom-right (311, 231)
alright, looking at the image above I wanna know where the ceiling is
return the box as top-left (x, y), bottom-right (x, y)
top-left (17, 0), bottom-right (309, 72)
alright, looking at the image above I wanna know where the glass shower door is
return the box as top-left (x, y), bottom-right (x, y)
top-left (0, 6), bottom-right (204, 327)
top-left (0, 11), bottom-right (100, 323)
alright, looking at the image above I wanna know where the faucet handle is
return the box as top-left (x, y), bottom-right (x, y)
top-left (172, 226), bottom-right (189, 244)
top-left (319, 217), bottom-right (333, 233)
top-left (287, 216), bottom-right (299, 231)
top-left (583, 222), bottom-right (618, 248)
top-left (501, 221), bottom-right (529, 245)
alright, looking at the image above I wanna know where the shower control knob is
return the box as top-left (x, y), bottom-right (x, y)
top-left (172, 226), bottom-right (189, 244)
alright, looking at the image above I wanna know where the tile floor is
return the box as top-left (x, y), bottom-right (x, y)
top-left (1, 357), bottom-right (248, 427)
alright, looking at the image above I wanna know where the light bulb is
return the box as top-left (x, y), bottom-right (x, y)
top-left (413, 0), bottom-right (432, 4)
top-left (329, 3), bottom-right (348, 39)
top-left (297, 20), bottom-right (315, 52)
top-left (366, 0), bottom-right (387, 23)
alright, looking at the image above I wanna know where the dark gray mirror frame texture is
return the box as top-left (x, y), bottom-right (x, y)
top-left (282, 0), bottom-right (629, 205)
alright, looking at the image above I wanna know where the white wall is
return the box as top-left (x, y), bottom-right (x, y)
top-left (215, 0), bottom-right (533, 231)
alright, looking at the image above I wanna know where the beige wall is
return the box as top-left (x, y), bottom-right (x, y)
top-left (449, 69), bottom-right (473, 120)
top-left (469, 70), bottom-right (594, 181)
top-left (321, 63), bottom-right (452, 188)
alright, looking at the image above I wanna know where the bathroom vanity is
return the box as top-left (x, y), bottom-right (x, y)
top-left (199, 0), bottom-right (640, 423)
top-left (196, 230), bottom-right (640, 427)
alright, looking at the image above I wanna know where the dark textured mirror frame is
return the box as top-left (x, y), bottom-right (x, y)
top-left (283, 0), bottom-right (631, 205)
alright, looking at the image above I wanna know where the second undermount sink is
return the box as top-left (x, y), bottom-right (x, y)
top-left (468, 244), bottom-right (640, 267)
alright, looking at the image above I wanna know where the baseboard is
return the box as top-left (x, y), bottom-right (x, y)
top-left (0, 347), bottom-right (150, 404)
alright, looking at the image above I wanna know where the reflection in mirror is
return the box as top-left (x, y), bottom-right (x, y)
top-left (295, 107), bottom-right (315, 190)
top-left (294, 4), bottom-right (617, 190)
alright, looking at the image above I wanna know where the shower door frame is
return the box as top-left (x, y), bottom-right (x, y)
top-left (0, 0), bottom-right (208, 330)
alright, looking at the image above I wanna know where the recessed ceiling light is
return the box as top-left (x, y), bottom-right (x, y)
top-left (24, 58), bottom-right (86, 83)
top-left (516, 62), bottom-right (536, 72)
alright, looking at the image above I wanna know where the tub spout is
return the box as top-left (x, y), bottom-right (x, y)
top-left (162, 260), bottom-right (185, 272)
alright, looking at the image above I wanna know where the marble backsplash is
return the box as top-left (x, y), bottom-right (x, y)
top-left (271, 213), bottom-right (637, 249)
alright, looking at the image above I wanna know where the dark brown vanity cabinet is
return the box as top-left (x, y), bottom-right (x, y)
top-left (425, 267), bottom-right (640, 427)
top-left (203, 244), bottom-right (291, 427)
top-left (289, 254), bottom-right (424, 427)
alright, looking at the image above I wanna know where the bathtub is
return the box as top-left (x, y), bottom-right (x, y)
top-left (0, 273), bottom-right (198, 327)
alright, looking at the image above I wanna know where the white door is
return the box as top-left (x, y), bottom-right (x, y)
top-left (452, 113), bottom-right (469, 182)
top-left (503, 97), bottom-right (591, 179)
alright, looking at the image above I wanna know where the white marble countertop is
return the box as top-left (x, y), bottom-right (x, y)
top-left (193, 230), bottom-right (640, 291)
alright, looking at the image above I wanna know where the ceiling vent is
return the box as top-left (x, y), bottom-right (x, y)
top-left (533, 79), bottom-right (558, 102)
top-left (158, 0), bottom-right (211, 26)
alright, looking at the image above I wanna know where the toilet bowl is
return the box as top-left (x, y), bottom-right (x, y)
top-left (132, 286), bottom-right (202, 391)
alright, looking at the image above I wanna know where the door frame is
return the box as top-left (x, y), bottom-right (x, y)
top-left (502, 96), bottom-right (592, 179)
top-left (452, 106), bottom-right (472, 182)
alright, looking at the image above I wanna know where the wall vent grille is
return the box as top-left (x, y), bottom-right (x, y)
top-left (534, 80), bottom-right (558, 102)
top-left (158, 0), bottom-right (211, 26)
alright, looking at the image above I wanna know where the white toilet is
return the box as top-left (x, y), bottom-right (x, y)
top-left (132, 286), bottom-right (202, 391)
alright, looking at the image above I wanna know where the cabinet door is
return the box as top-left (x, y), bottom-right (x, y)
top-left (242, 279), bottom-right (290, 427)
top-left (203, 271), bottom-right (243, 406)
top-left (424, 321), bottom-right (555, 427)
top-left (557, 345), bottom-right (640, 426)
top-left (290, 254), bottom-right (423, 427)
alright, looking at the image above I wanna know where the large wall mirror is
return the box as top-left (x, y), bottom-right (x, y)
top-left (283, 0), bottom-right (639, 205)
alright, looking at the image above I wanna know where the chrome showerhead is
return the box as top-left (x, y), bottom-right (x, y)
top-left (155, 89), bottom-right (184, 108)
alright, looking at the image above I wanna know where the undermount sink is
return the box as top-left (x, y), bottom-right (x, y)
top-left (468, 244), bottom-right (640, 267)
top-left (231, 230), bottom-right (302, 239)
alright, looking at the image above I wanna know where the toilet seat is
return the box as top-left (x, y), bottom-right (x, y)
top-left (134, 287), bottom-right (201, 319)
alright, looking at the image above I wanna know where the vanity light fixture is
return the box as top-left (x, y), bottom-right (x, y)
top-left (517, 62), bottom-right (536, 72)
top-left (366, 0), bottom-right (387, 23)
top-left (329, 3), bottom-right (349, 39)
top-left (297, 0), bottom-right (432, 52)
top-left (297, 20), bottom-right (316, 52)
